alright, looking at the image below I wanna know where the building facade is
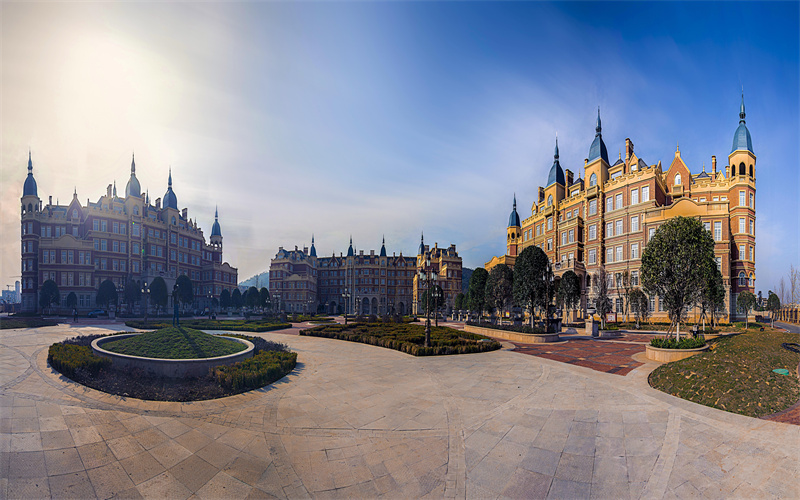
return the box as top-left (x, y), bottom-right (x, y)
top-left (269, 235), bottom-right (463, 316)
top-left (487, 97), bottom-right (756, 321)
top-left (20, 154), bottom-right (238, 313)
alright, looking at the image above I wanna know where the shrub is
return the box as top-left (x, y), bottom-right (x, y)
top-left (0, 317), bottom-right (59, 329)
top-left (465, 321), bottom-right (547, 334)
top-left (48, 344), bottom-right (111, 379)
top-left (211, 351), bottom-right (297, 391)
top-left (649, 337), bottom-right (707, 349)
top-left (222, 334), bottom-right (288, 354)
top-left (124, 319), bottom-right (291, 332)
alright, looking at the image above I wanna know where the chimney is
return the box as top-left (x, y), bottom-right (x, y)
top-left (49, 196), bottom-right (52, 206)
top-left (565, 169), bottom-right (574, 188)
top-left (155, 197), bottom-right (161, 209)
top-left (182, 208), bottom-right (187, 219)
top-left (625, 138), bottom-right (634, 163)
top-left (538, 187), bottom-right (545, 203)
top-left (107, 184), bottom-right (113, 197)
top-left (712, 156), bottom-right (717, 175)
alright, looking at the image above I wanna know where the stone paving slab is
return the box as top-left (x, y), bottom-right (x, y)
top-left (1, 323), bottom-right (799, 499)
top-left (511, 338), bottom-right (645, 375)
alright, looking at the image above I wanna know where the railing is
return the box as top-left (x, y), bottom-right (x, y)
top-left (777, 306), bottom-right (799, 324)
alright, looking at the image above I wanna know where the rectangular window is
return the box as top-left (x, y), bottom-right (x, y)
top-left (547, 239), bottom-right (552, 251)
top-left (607, 247), bottom-right (613, 263)
top-left (536, 225), bottom-right (541, 236)
top-left (120, 223), bottom-right (126, 235)
top-left (588, 249), bottom-right (596, 264)
top-left (606, 197), bottom-right (613, 212)
top-left (749, 219), bottom-right (754, 235)
top-left (113, 222), bottom-right (119, 234)
top-left (631, 216), bottom-right (640, 232)
top-left (547, 218), bottom-right (553, 231)
top-left (132, 224), bottom-right (140, 237)
top-left (616, 246), bottom-right (623, 262)
top-left (566, 211), bottom-right (572, 219)
top-left (649, 296), bottom-right (655, 313)
top-left (101, 220), bottom-right (107, 232)
top-left (568, 229), bottom-right (574, 243)
top-left (120, 260), bottom-right (126, 272)
top-left (715, 257), bottom-right (722, 271)
top-left (93, 220), bottom-right (99, 231)
top-left (749, 246), bottom-right (754, 261)
top-left (589, 199), bottom-right (597, 215)
top-left (739, 244), bottom-right (745, 259)
top-left (631, 271), bottom-right (639, 286)
top-left (631, 188), bottom-right (639, 205)
top-left (704, 222), bottom-right (711, 232)
top-left (714, 221), bottom-right (722, 241)
top-left (120, 242), bottom-right (126, 253)
top-left (740, 191), bottom-right (746, 207)
top-left (739, 218), bottom-right (745, 234)
top-left (631, 243), bottom-right (639, 259)
top-left (615, 193), bottom-right (623, 210)
top-left (562, 232), bottom-right (567, 245)
top-left (642, 186), bottom-right (650, 202)
top-left (616, 298), bottom-right (624, 314)
top-left (113, 241), bottom-right (119, 252)
top-left (606, 222), bottom-right (613, 238)
top-left (589, 225), bottom-right (597, 240)
top-left (749, 192), bottom-right (754, 208)
top-left (616, 220), bottom-right (623, 236)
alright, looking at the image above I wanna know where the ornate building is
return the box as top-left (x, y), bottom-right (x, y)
top-left (269, 235), bottom-right (463, 316)
top-left (20, 154), bottom-right (237, 312)
top-left (486, 96), bottom-right (756, 321)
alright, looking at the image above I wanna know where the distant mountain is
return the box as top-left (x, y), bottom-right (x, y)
top-left (239, 271), bottom-right (269, 290)
top-left (461, 268), bottom-right (474, 295)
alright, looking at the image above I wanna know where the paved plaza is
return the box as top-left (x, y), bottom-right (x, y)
top-left (1, 323), bottom-right (798, 499)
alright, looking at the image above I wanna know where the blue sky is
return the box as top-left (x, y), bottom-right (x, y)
top-left (2, 1), bottom-right (798, 294)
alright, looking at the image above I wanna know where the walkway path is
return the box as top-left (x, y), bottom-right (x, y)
top-left (1, 323), bottom-right (798, 499)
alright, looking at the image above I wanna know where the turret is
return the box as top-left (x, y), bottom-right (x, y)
top-left (210, 206), bottom-right (222, 247)
top-left (163, 167), bottom-right (178, 210)
top-left (507, 195), bottom-right (521, 257)
top-left (379, 236), bottom-right (387, 257)
top-left (125, 153), bottom-right (141, 197)
top-left (310, 235), bottom-right (317, 257)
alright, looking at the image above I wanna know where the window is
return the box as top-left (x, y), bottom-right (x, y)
top-left (616, 246), bottom-right (623, 262)
top-left (616, 298), bottom-right (624, 314)
top-left (101, 240), bottom-right (107, 251)
top-left (72, 209), bottom-right (78, 219)
top-left (616, 220), bottom-right (623, 236)
top-left (674, 173), bottom-right (681, 185)
top-left (740, 191), bottom-right (746, 207)
top-left (566, 211), bottom-right (572, 220)
top-left (704, 222), bottom-right (711, 232)
top-left (631, 188), bottom-right (639, 205)
top-left (568, 229), bottom-right (574, 243)
top-left (607, 248), bottom-right (614, 263)
top-left (642, 186), bottom-right (650, 202)
top-left (547, 239), bottom-right (552, 251)
top-left (749, 246), bottom-right (754, 261)
top-left (631, 216), bottom-right (640, 232)
top-left (739, 244), bottom-right (745, 259)
top-left (133, 206), bottom-right (139, 215)
top-left (715, 257), bottom-right (722, 271)
top-left (93, 220), bottom-right (99, 231)
top-left (615, 193), bottom-right (623, 209)
top-left (749, 193), bottom-right (754, 209)
top-left (589, 199), bottom-right (597, 215)
top-left (588, 249), bottom-right (596, 264)
top-left (590, 173), bottom-right (597, 186)
top-left (749, 219), bottom-right (754, 236)
top-left (739, 218), bottom-right (745, 234)
top-left (547, 195), bottom-right (553, 207)
top-left (589, 225), bottom-right (597, 240)
top-left (101, 220), bottom-right (107, 232)
top-left (536, 225), bottom-right (541, 236)
top-left (132, 224), bottom-right (140, 237)
top-left (631, 271), bottom-right (639, 286)
top-left (649, 296), bottom-right (655, 313)
top-left (120, 242), bottom-right (126, 253)
top-left (113, 241), bottom-right (119, 252)
top-left (606, 197), bottom-right (613, 212)
top-left (172, 216), bottom-right (177, 225)
top-left (714, 221), bottom-right (722, 241)
top-left (631, 243), bottom-right (639, 259)
top-left (606, 222), bottom-right (613, 238)
top-left (562, 232), bottom-right (567, 245)
top-left (739, 272), bottom-right (747, 287)
top-left (113, 222), bottom-right (119, 234)
top-left (547, 218), bottom-right (553, 231)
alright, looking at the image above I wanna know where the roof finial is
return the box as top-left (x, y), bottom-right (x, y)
top-left (739, 90), bottom-right (746, 123)
top-left (27, 149), bottom-right (33, 172)
top-left (513, 193), bottom-right (517, 210)
top-left (113, 181), bottom-right (117, 197)
top-left (215, 205), bottom-right (219, 219)
top-left (131, 152), bottom-right (136, 174)
top-left (168, 166), bottom-right (172, 187)
top-left (676, 141), bottom-right (679, 152)
top-left (596, 107), bottom-right (602, 135)
top-left (554, 135), bottom-right (559, 159)
top-left (312, 234), bottom-right (315, 245)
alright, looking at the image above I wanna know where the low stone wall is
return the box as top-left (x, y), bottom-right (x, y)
top-left (645, 344), bottom-right (709, 363)
top-left (92, 334), bottom-right (254, 378)
top-left (464, 325), bottom-right (560, 343)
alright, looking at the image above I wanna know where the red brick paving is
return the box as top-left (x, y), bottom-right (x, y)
top-left (511, 338), bottom-right (646, 376)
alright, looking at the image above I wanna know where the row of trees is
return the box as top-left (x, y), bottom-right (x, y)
top-left (38, 276), bottom-right (277, 316)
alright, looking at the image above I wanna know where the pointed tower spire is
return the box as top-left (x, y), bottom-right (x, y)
top-left (131, 152), bottom-right (136, 174)
top-left (513, 193), bottom-right (517, 210)
top-left (418, 231), bottom-right (425, 256)
top-left (380, 235), bottom-right (387, 257)
top-left (739, 91), bottom-right (746, 123)
top-left (215, 205), bottom-right (219, 219)
top-left (596, 107), bottom-right (602, 134)
top-left (28, 149), bottom-right (32, 172)
top-left (168, 167), bottom-right (173, 187)
top-left (554, 135), bottom-right (559, 159)
top-left (310, 234), bottom-right (317, 257)
top-left (113, 181), bottom-right (117, 197)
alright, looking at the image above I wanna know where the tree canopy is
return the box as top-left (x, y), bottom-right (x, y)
top-left (512, 246), bottom-right (553, 326)
top-left (220, 289), bottom-right (231, 310)
top-left (485, 264), bottom-right (514, 318)
top-left (66, 291), bottom-right (78, 309)
top-left (557, 270), bottom-right (581, 319)
top-left (698, 260), bottom-right (725, 329)
top-left (39, 279), bottom-right (60, 312)
top-left (96, 279), bottom-right (118, 309)
top-left (259, 287), bottom-right (271, 310)
top-left (175, 275), bottom-right (194, 308)
top-left (124, 280), bottom-right (141, 312)
top-left (737, 291), bottom-right (757, 329)
top-left (149, 277), bottom-right (168, 313)
top-left (421, 285), bottom-right (445, 314)
top-left (641, 216), bottom-right (717, 339)
top-left (246, 286), bottom-right (260, 308)
top-left (231, 288), bottom-right (243, 310)
top-left (594, 268), bottom-right (613, 329)
top-left (454, 293), bottom-right (465, 310)
top-left (628, 288), bottom-right (649, 329)
top-left (467, 268), bottom-right (489, 318)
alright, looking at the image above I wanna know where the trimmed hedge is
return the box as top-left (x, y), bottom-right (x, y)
top-left (48, 344), bottom-right (111, 379)
top-left (221, 334), bottom-right (289, 354)
top-left (124, 319), bottom-right (292, 332)
top-left (466, 321), bottom-right (547, 334)
top-left (1, 317), bottom-right (59, 329)
top-left (211, 351), bottom-right (297, 391)
top-left (649, 337), bottom-right (707, 349)
top-left (301, 323), bottom-right (501, 356)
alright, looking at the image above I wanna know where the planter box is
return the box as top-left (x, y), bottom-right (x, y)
top-left (464, 325), bottom-right (560, 343)
top-left (645, 344), bottom-right (709, 363)
top-left (92, 334), bottom-right (254, 378)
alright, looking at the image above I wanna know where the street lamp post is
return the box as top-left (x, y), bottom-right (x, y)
top-left (141, 281), bottom-right (150, 326)
top-left (417, 255), bottom-right (437, 348)
top-left (342, 289), bottom-right (350, 325)
top-left (432, 286), bottom-right (442, 327)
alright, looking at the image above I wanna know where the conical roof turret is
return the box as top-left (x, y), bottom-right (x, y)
top-left (731, 92), bottom-right (753, 153)
top-left (125, 152), bottom-right (141, 197)
top-left (347, 236), bottom-right (354, 257)
top-left (508, 194), bottom-right (521, 227)
top-left (588, 108), bottom-right (609, 164)
top-left (380, 236), bottom-right (387, 257)
top-left (211, 205), bottom-right (222, 236)
top-left (310, 235), bottom-right (317, 257)
top-left (163, 167), bottom-right (178, 209)
top-left (22, 150), bottom-right (38, 197)
top-left (547, 136), bottom-right (566, 186)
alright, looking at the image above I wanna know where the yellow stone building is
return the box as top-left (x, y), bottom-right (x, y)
top-left (487, 97), bottom-right (756, 321)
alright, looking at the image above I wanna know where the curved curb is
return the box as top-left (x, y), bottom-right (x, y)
top-left (645, 344), bottom-right (709, 363)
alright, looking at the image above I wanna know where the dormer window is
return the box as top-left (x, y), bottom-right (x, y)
top-left (589, 173), bottom-right (597, 187)
top-left (547, 195), bottom-right (553, 207)
top-left (674, 173), bottom-right (682, 186)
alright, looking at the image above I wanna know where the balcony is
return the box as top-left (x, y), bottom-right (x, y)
top-left (553, 258), bottom-right (585, 274)
top-left (586, 185), bottom-right (600, 199)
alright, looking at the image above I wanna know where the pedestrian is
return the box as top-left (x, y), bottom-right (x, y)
top-left (73, 307), bottom-right (78, 323)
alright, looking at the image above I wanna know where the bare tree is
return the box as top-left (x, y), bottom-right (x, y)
top-left (777, 277), bottom-right (788, 306)
top-left (790, 264), bottom-right (799, 305)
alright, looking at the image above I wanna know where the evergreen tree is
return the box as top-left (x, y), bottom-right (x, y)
top-left (39, 279), bottom-right (60, 314)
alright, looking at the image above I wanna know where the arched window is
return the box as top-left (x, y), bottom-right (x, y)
top-left (133, 206), bottom-right (139, 215)
top-left (749, 273), bottom-right (755, 287)
top-left (749, 165), bottom-right (753, 178)
top-left (27, 203), bottom-right (32, 213)
top-left (171, 216), bottom-right (176, 225)
top-left (739, 162), bottom-right (746, 176)
top-left (589, 173), bottom-right (597, 187)
top-left (674, 173), bottom-right (681, 186)
top-left (72, 209), bottom-right (78, 219)
top-left (738, 272), bottom-right (747, 287)
top-left (547, 195), bottom-right (553, 207)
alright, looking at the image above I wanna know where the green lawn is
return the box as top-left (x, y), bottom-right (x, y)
top-left (102, 327), bottom-right (247, 359)
top-left (300, 322), bottom-right (501, 356)
top-left (649, 328), bottom-right (800, 418)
